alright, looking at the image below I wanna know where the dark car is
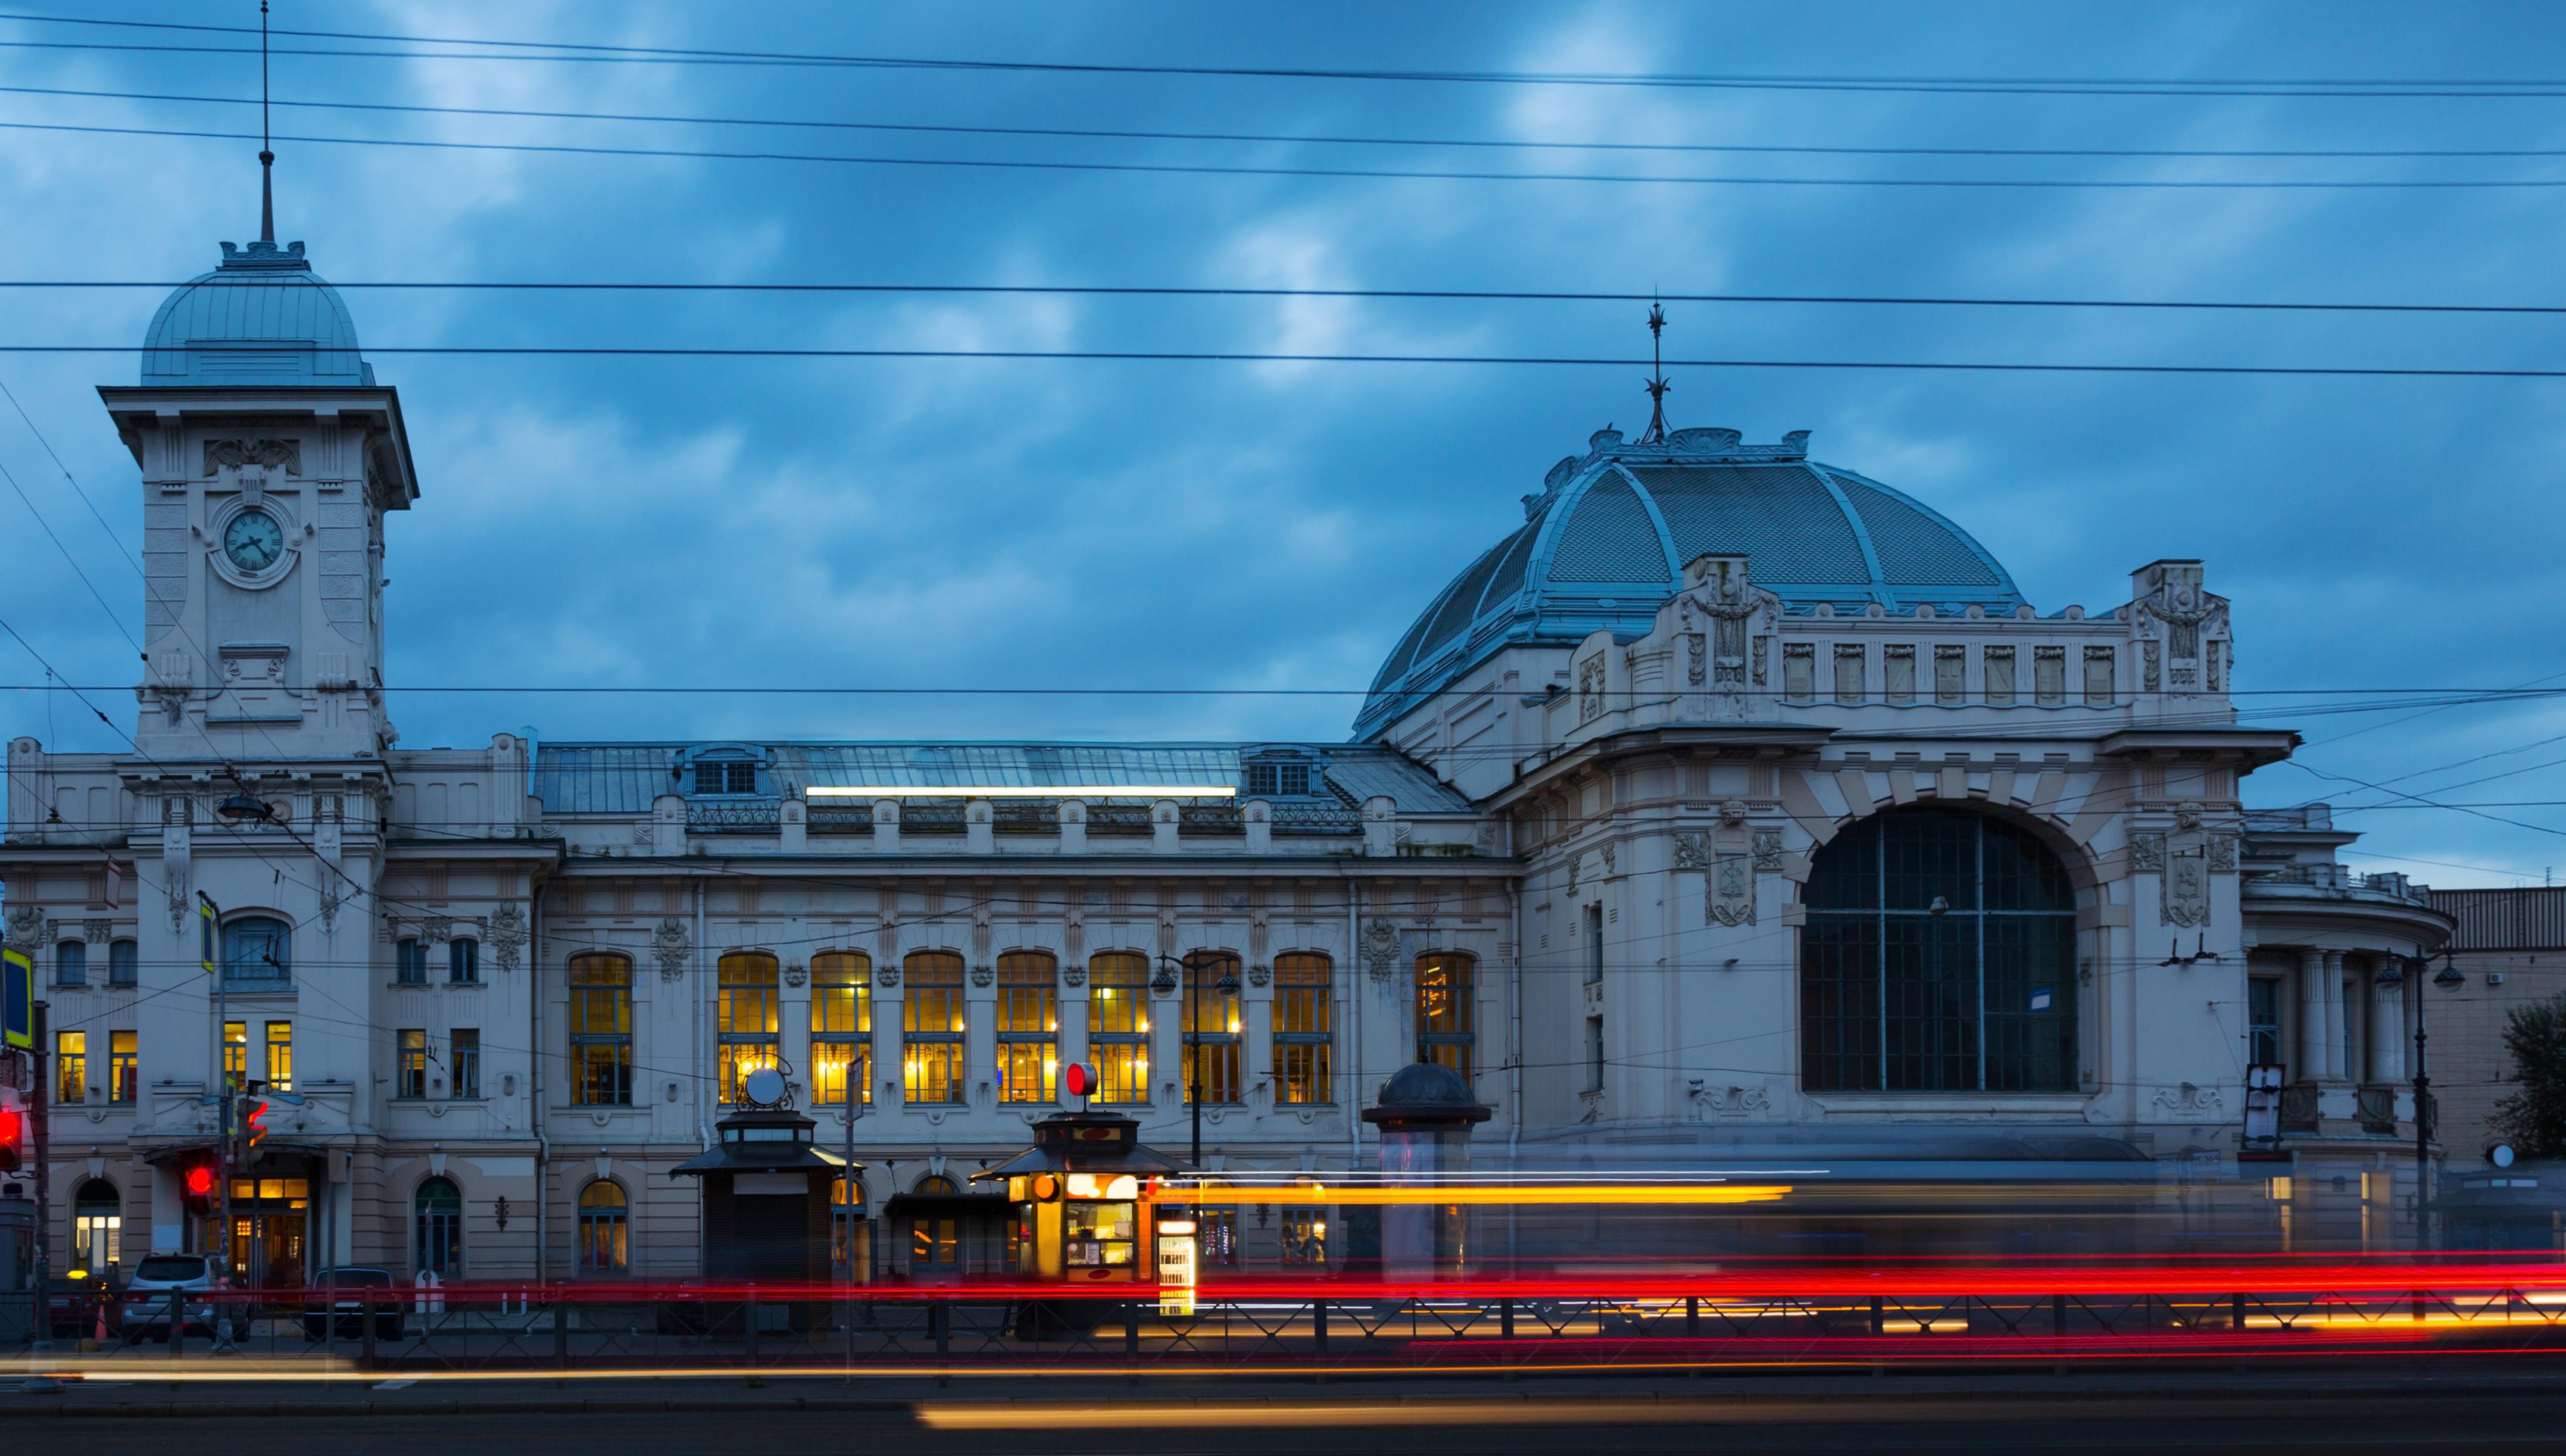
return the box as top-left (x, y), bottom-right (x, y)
top-left (301, 1266), bottom-right (403, 1342)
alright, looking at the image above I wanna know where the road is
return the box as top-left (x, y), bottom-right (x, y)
top-left (11, 1384), bottom-right (2566, 1454)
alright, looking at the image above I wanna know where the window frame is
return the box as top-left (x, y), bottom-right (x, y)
top-left (108, 1029), bottom-right (137, 1104)
top-left (901, 949), bottom-right (966, 1105)
top-left (1271, 952), bottom-right (1335, 1105)
top-left (567, 952), bottom-right (634, 1106)
top-left (1181, 951), bottom-right (1243, 1108)
top-left (2247, 975), bottom-right (2283, 1069)
top-left (1798, 808), bottom-right (2080, 1095)
top-left (396, 1028), bottom-right (427, 1099)
top-left (414, 1176), bottom-right (463, 1277)
top-left (449, 936), bottom-right (480, 985)
top-left (107, 937), bottom-right (137, 988)
top-left (808, 950), bottom-right (872, 1107)
top-left (577, 1180), bottom-right (628, 1274)
top-left (219, 914), bottom-right (291, 983)
top-left (716, 951), bottom-right (781, 1105)
top-left (263, 1019), bottom-right (291, 1093)
top-left (994, 950), bottom-right (1059, 1105)
top-left (55, 1030), bottom-right (86, 1104)
top-left (1086, 951), bottom-right (1152, 1104)
top-left (395, 938), bottom-right (427, 985)
top-left (54, 939), bottom-right (86, 988)
top-left (450, 1028), bottom-right (480, 1099)
top-left (1415, 951), bottom-right (1478, 1083)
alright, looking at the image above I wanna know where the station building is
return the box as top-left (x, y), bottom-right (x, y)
top-left (1, 213), bottom-right (2453, 1286)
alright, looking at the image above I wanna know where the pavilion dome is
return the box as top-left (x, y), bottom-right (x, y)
top-left (1354, 424), bottom-right (2028, 738)
top-left (141, 239), bottom-right (373, 387)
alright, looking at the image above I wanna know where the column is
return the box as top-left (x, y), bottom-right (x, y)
top-left (965, 967), bottom-right (996, 1110)
top-left (2370, 960), bottom-right (2407, 1085)
top-left (2296, 949), bottom-right (2327, 1084)
top-left (2321, 949), bottom-right (2349, 1082)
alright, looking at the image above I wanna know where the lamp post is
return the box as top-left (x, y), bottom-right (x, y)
top-left (1153, 952), bottom-right (1240, 1229)
top-left (203, 788), bottom-right (269, 1327)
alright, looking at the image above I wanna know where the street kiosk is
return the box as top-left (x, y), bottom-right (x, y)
top-left (671, 1071), bottom-right (858, 1331)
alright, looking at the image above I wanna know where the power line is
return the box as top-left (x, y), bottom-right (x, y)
top-left (8, 15), bottom-right (2566, 98)
top-left (15, 116), bottom-right (2566, 190)
top-left (3, 341), bottom-right (2564, 379)
top-left (17, 80), bottom-right (2566, 164)
top-left (11, 277), bottom-right (2566, 318)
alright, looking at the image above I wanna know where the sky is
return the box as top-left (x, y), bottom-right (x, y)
top-left (0, 2), bottom-right (2562, 886)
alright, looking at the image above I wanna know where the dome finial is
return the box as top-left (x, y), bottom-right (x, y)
top-left (257, 1), bottom-right (274, 245)
top-left (1638, 296), bottom-right (1671, 445)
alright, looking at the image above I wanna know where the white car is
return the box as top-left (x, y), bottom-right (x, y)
top-left (120, 1252), bottom-right (230, 1342)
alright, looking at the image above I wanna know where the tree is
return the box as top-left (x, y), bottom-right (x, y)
top-left (2491, 992), bottom-right (2566, 1158)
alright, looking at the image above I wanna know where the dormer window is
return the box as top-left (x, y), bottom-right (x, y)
top-left (1245, 754), bottom-right (1320, 799)
top-left (694, 760), bottom-right (758, 796)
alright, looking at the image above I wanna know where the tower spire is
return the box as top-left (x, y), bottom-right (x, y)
top-left (258, 1), bottom-right (274, 244)
top-left (1638, 296), bottom-right (1671, 445)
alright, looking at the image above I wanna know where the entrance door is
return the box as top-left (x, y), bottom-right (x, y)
top-left (227, 1211), bottom-right (308, 1304)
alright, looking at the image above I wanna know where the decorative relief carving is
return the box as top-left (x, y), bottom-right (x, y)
top-left (2129, 833), bottom-right (2166, 873)
top-left (1718, 798), bottom-right (1749, 829)
top-left (876, 964), bottom-right (900, 989)
top-left (785, 962), bottom-right (806, 988)
top-left (970, 963), bottom-right (993, 989)
top-left (166, 876), bottom-right (191, 932)
top-left (2164, 849), bottom-right (2210, 928)
top-left (315, 879), bottom-right (344, 935)
top-left (1064, 963), bottom-right (1087, 988)
top-left (1709, 855), bottom-right (1755, 927)
top-left (2207, 836), bottom-right (2237, 873)
top-left (1247, 961), bottom-right (1270, 989)
top-left (2152, 1082), bottom-right (2224, 1114)
top-left (2174, 801), bottom-right (2205, 833)
top-left (1685, 632), bottom-right (1706, 687)
top-left (1577, 655), bottom-right (1605, 722)
top-left (631, 823), bottom-right (653, 847)
top-left (1751, 830), bottom-right (1783, 871)
top-left (1600, 843), bottom-right (1616, 877)
top-left (202, 438), bottom-right (302, 476)
top-left (1360, 918), bottom-right (1400, 984)
top-left (2142, 640), bottom-right (2162, 693)
top-left (650, 917), bottom-right (691, 983)
top-left (1702, 1085), bottom-right (1769, 1117)
top-left (8, 904), bottom-right (43, 943)
top-left (486, 904), bottom-right (529, 971)
top-left (1672, 831), bottom-right (1710, 871)
top-left (81, 918), bottom-right (112, 945)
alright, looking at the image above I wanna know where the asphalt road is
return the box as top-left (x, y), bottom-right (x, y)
top-left (14, 1389), bottom-right (2566, 1454)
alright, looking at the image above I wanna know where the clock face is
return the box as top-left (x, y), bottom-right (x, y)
top-left (222, 509), bottom-right (286, 573)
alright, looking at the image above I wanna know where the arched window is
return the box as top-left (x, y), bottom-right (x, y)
top-left (1800, 808), bottom-right (2078, 1093)
top-left (1087, 952), bottom-right (1151, 1104)
top-left (577, 1180), bottom-right (628, 1273)
top-left (810, 951), bottom-right (872, 1107)
top-left (915, 1174), bottom-right (959, 1195)
top-left (1273, 953), bottom-right (1334, 1105)
top-left (902, 951), bottom-right (965, 1104)
top-left (1415, 952), bottom-right (1478, 1082)
top-left (220, 915), bottom-right (291, 983)
top-left (1182, 951), bottom-right (1243, 1106)
top-left (72, 1179), bottom-right (121, 1272)
top-left (994, 951), bottom-right (1057, 1104)
top-left (568, 952), bottom-right (633, 1106)
top-left (716, 951), bottom-right (780, 1104)
top-left (414, 1177), bottom-right (463, 1276)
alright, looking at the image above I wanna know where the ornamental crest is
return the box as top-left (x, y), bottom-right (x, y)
top-left (1709, 855), bottom-right (1755, 927)
top-left (1360, 918), bottom-right (1400, 984)
top-left (486, 904), bottom-right (530, 971)
top-left (650, 917), bottom-right (691, 982)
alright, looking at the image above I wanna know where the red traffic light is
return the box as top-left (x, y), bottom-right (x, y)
top-left (0, 1105), bottom-right (21, 1173)
top-left (245, 1100), bottom-right (270, 1149)
top-left (184, 1164), bottom-right (216, 1197)
top-left (1063, 1061), bottom-right (1097, 1098)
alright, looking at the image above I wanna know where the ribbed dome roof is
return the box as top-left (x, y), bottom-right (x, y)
top-left (1354, 426), bottom-right (2027, 738)
top-left (141, 239), bottom-right (373, 387)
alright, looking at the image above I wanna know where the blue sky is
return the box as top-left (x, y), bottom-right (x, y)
top-left (1, 2), bottom-right (2562, 886)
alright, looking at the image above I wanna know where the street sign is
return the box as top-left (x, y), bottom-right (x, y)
top-left (199, 901), bottom-right (217, 976)
top-left (2, 947), bottom-right (30, 1050)
top-left (104, 861), bottom-right (120, 910)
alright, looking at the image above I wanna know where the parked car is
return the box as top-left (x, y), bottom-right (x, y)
top-left (119, 1252), bottom-right (230, 1342)
top-left (301, 1266), bottom-right (403, 1342)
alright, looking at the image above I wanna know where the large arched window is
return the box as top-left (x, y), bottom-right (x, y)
top-left (567, 952), bottom-right (633, 1106)
top-left (716, 951), bottom-right (780, 1104)
top-left (1415, 952), bottom-right (1478, 1082)
top-left (1801, 808), bottom-right (2078, 1093)
top-left (414, 1177), bottom-right (463, 1276)
top-left (220, 915), bottom-right (291, 983)
top-left (577, 1180), bottom-right (628, 1273)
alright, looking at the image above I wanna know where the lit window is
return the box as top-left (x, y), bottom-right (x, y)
top-left (810, 951), bottom-right (872, 1106)
top-left (901, 951), bottom-right (965, 1104)
top-left (71, 1180), bottom-right (120, 1272)
top-left (577, 1180), bottom-right (628, 1273)
top-left (109, 1030), bottom-right (138, 1104)
top-left (717, 951), bottom-right (780, 1104)
top-left (994, 951), bottom-right (1057, 1104)
top-left (1087, 952), bottom-right (1151, 1104)
top-left (1280, 1206), bottom-right (1329, 1266)
top-left (396, 1028), bottom-right (427, 1099)
top-left (1272, 952), bottom-right (1334, 1105)
top-left (222, 1020), bottom-right (245, 1090)
top-left (1415, 952), bottom-right (1478, 1083)
top-left (1182, 951), bottom-right (1242, 1107)
top-left (263, 1020), bottom-right (291, 1093)
top-left (55, 1030), bottom-right (86, 1104)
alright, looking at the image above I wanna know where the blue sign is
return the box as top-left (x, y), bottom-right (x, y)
top-left (2, 947), bottom-right (29, 1050)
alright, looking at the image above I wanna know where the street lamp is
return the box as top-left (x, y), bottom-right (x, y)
top-left (1157, 952), bottom-right (1240, 1189)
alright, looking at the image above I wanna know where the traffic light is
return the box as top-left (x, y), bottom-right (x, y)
top-left (180, 1155), bottom-right (218, 1217)
top-left (242, 1096), bottom-right (269, 1157)
top-left (0, 1091), bottom-right (24, 1173)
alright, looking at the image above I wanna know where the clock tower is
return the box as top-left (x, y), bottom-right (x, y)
top-left (99, 233), bottom-right (417, 762)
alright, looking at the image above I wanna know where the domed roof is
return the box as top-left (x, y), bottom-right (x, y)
top-left (141, 239), bottom-right (373, 387)
top-left (1354, 425), bottom-right (2028, 738)
top-left (1362, 1060), bottom-right (1493, 1126)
